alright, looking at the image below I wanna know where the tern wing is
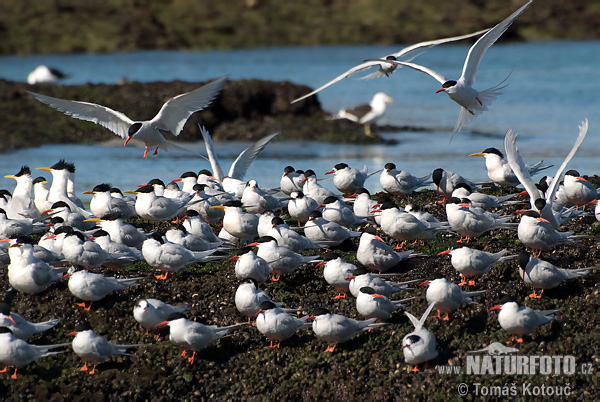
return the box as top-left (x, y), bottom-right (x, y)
top-left (291, 60), bottom-right (385, 104)
top-left (228, 131), bottom-right (281, 180)
top-left (29, 92), bottom-right (134, 139)
top-left (366, 60), bottom-right (448, 85)
top-left (152, 76), bottom-right (227, 136)
top-left (504, 128), bottom-right (542, 208)
top-left (460, 1), bottom-right (533, 87)
top-left (391, 29), bottom-right (489, 59)
top-left (199, 125), bottom-right (225, 181)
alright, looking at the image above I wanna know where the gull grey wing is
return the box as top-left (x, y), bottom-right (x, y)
top-left (199, 125), bottom-right (224, 181)
top-left (546, 119), bottom-right (589, 203)
top-left (291, 60), bottom-right (385, 104)
top-left (153, 76), bottom-right (227, 136)
top-left (29, 92), bottom-right (134, 139)
top-left (460, 0), bottom-right (532, 87)
top-left (228, 131), bottom-right (281, 180)
top-left (504, 128), bottom-right (541, 209)
top-left (392, 28), bottom-right (489, 59)
top-left (364, 59), bottom-right (448, 85)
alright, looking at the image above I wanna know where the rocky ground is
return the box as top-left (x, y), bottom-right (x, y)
top-left (0, 182), bottom-right (598, 400)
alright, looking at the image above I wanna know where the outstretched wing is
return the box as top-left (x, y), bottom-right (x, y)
top-left (199, 125), bottom-right (225, 181)
top-left (228, 131), bottom-right (281, 180)
top-left (504, 128), bottom-right (541, 209)
top-left (392, 28), bottom-right (489, 59)
top-left (365, 59), bottom-right (448, 85)
top-left (29, 92), bottom-right (134, 139)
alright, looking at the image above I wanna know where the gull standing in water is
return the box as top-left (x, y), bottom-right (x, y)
top-left (333, 92), bottom-right (393, 137)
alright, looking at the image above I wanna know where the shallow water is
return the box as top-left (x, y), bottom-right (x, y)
top-left (0, 41), bottom-right (598, 200)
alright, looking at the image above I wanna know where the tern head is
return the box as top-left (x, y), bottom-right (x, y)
top-left (0, 303), bottom-right (17, 325)
top-left (283, 166), bottom-right (295, 176)
top-left (240, 278), bottom-right (259, 288)
top-left (518, 251), bottom-right (532, 273)
top-left (310, 307), bottom-right (331, 319)
top-left (0, 327), bottom-right (13, 335)
top-left (308, 210), bottom-right (323, 221)
top-left (149, 231), bottom-right (165, 244)
top-left (436, 80), bottom-right (457, 93)
top-left (431, 168), bottom-right (444, 186)
top-left (319, 252), bottom-right (341, 263)
top-left (290, 191), bottom-right (304, 199)
top-left (359, 286), bottom-right (383, 298)
top-left (490, 295), bottom-right (517, 311)
top-left (70, 322), bottom-right (93, 335)
top-left (454, 183), bottom-right (473, 194)
top-left (256, 301), bottom-right (276, 315)
top-left (402, 334), bottom-right (421, 349)
top-left (126, 122), bottom-right (143, 142)
top-left (271, 216), bottom-right (285, 227)
top-left (384, 162), bottom-right (397, 172)
top-left (135, 299), bottom-right (150, 312)
top-left (4, 166), bottom-right (31, 180)
top-left (33, 176), bottom-right (47, 186)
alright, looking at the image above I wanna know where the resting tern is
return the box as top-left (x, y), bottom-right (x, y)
top-left (379, 163), bottom-right (431, 195)
top-left (517, 251), bottom-right (591, 298)
top-left (562, 170), bottom-right (597, 208)
top-left (181, 210), bottom-right (221, 243)
top-left (432, 168), bottom-right (477, 199)
top-left (287, 191), bottom-right (319, 224)
top-left (469, 147), bottom-right (551, 187)
top-left (303, 211), bottom-right (361, 248)
top-left (0, 208), bottom-right (46, 239)
top-left (267, 216), bottom-right (317, 253)
top-left (402, 303), bottom-right (438, 372)
top-left (141, 231), bottom-right (220, 280)
top-left (66, 266), bottom-right (142, 310)
top-left (333, 93), bottom-right (392, 137)
top-left (242, 179), bottom-right (282, 214)
top-left (186, 184), bottom-right (226, 225)
top-left (356, 230), bottom-right (414, 273)
top-left (165, 224), bottom-right (221, 252)
top-left (83, 183), bottom-right (136, 220)
top-left (3, 166), bottom-right (40, 220)
top-left (44, 200), bottom-right (94, 231)
top-left (326, 162), bottom-right (379, 194)
top-left (7, 237), bottom-right (66, 294)
top-left (133, 298), bottom-right (189, 334)
top-left (318, 196), bottom-right (363, 228)
top-left (29, 77), bottom-right (227, 158)
top-left (445, 197), bottom-right (515, 241)
top-left (347, 267), bottom-right (418, 298)
top-left (490, 295), bottom-right (557, 343)
top-left (451, 183), bottom-right (520, 210)
top-left (316, 253), bottom-right (357, 299)
top-left (420, 275), bottom-right (486, 320)
top-left (375, 202), bottom-right (446, 246)
top-left (255, 301), bottom-right (311, 348)
top-left (90, 230), bottom-right (143, 268)
top-left (301, 169), bottom-right (337, 205)
top-left (349, 188), bottom-right (378, 221)
top-left (211, 200), bottom-right (259, 240)
top-left (157, 313), bottom-right (245, 364)
top-left (84, 217), bottom-right (146, 248)
top-left (280, 166), bottom-right (304, 196)
top-left (368, 1), bottom-right (533, 140)
top-left (69, 323), bottom-right (142, 374)
top-left (126, 184), bottom-right (193, 222)
top-left (248, 236), bottom-right (320, 281)
top-left (235, 278), bottom-right (296, 323)
top-left (27, 64), bottom-right (68, 85)
top-left (257, 210), bottom-right (277, 237)
top-left (61, 231), bottom-right (113, 270)
top-left (0, 302), bottom-right (60, 340)
top-left (310, 307), bottom-right (388, 352)
top-left (438, 245), bottom-right (515, 285)
top-left (0, 326), bottom-right (68, 379)
top-left (291, 29), bottom-right (489, 103)
top-left (356, 287), bottom-right (412, 321)
top-left (229, 248), bottom-right (272, 283)
top-left (517, 210), bottom-right (582, 255)
top-left (32, 177), bottom-right (49, 215)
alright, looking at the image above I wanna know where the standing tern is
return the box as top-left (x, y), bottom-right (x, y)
top-left (29, 77), bottom-right (227, 158)
top-left (309, 307), bottom-right (388, 352)
top-left (255, 301), bottom-right (311, 348)
top-left (133, 298), bottom-right (189, 335)
top-left (0, 326), bottom-right (69, 379)
top-left (228, 248), bottom-right (272, 283)
top-left (303, 210), bottom-right (361, 248)
top-left (325, 162), bottom-right (380, 194)
top-left (280, 166), bottom-right (304, 196)
top-left (562, 170), bottom-right (597, 209)
top-left (438, 245), bottom-right (516, 285)
top-left (490, 295), bottom-right (557, 343)
top-left (211, 200), bottom-right (259, 240)
top-left (469, 147), bottom-right (551, 187)
top-left (69, 322), bottom-right (142, 374)
top-left (517, 210), bottom-right (582, 256)
top-left (3, 166), bottom-right (40, 220)
top-left (248, 236), bottom-right (320, 281)
top-left (402, 303), bottom-right (438, 372)
top-left (318, 196), bottom-right (364, 228)
top-left (83, 183), bottom-right (136, 220)
top-left (125, 184), bottom-right (193, 222)
top-left (420, 275), bottom-right (486, 320)
top-left (356, 230), bottom-right (415, 273)
top-left (291, 29), bottom-right (489, 103)
top-left (367, 1), bottom-right (533, 140)
top-left (287, 191), bottom-right (319, 224)
top-left (451, 183), bottom-right (521, 210)
top-left (356, 287), bottom-right (412, 321)
top-left (234, 278), bottom-right (297, 324)
top-left (0, 302), bottom-right (60, 340)
top-left (316, 253), bottom-right (357, 299)
top-left (517, 251), bottom-right (591, 298)
top-left (445, 197), bottom-right (515, 242)
top-left (267, 216), bottom-right (318, 253)
top-left (379, 163), bottom-right (431, 195)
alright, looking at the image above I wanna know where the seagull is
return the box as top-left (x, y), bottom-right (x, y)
top-left (366, 1), bottom-right (533, 140)
top-left (438, 245), bottom-right (516, 285)
top-left (255, 301), bottom-right (311, 348)
top-left (490, 295), bottom-right (557, 343)
top-left (133, 298), bottom-right (189, 335)
top-left (68, 322), bottom-right (142, 375)
top-left (0, 326), bottom-right (69, 379)
top-left (29, 77), bottom-right (227, 158)
top-left (156, 313), bottom-right (246, 364)
top-left (420, 274), bottom-right (486, 320)
top-left (356, 287), bottom-right (412, 321)
top-left (316, 252), bottom-right (357, 299)
top-left (379, 163), bottom-right (431, 195)
top-left (402, 303), bottom-right (438, 372)
top-left (517, 251), bottom-right (591, 298)
top-left (66, 266), bottom-right (142, 310)
top-left (469, 147), bottom-right (551, 187)
top-left (291, 28), bottom-right (489, 103)
top-left (333, 93), bottom-right (393, 137)
top-left (27, 65), bottom-right (68, 85)
top-left (309, 307), bottom-right (388, 352)
top-left (228, 248), bottom-right (272, 283)
top-left (0, 302), bottom-right (60, 340)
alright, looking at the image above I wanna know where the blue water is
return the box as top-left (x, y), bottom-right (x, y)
top-left (0, 41), bottom-right (599, 201)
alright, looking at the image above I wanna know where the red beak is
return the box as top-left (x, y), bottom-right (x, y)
top-left (325, 170), bottom-right (335, 175)
top-left (419, 280), bottom-right (430, 286)
top-left (246, 242), bottom-right (260, 247)
top-left (344, 275), bottom-right (355, 280)
top-left (437, 250), bottom-right (451, 255)
top-left (374, 235), bottom-right (385, 243)
top-left (315, 261), bottom-right (326, 267)
top-left (227, 255), bottom-right (239, 262)
top-left (67, 331), bottom-right (78, 336)
top-left (373, 293), bottom-right (383, 299)
top-left (435, 88), bottom-right (445, 94)
top-left (155, 321), bottom-right (168, 327)
top-left (124, 137), bottom-right (132, 146)
top-left (490, 305), bottom-right (501, 311)
top-left (316, 204), bottom-right (325, 209)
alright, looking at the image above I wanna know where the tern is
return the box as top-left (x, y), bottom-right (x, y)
top-left (61, 231), bottom-right (111, 270)
top-left (229, 248), bottom-right (272, 283)
top-left (445, 197), bottom-right (515, 242)
top-left (280, 166), bottom-right (305, 196)
top-left (287, 191), bottom-right (319, 224)
top-left (133, 298), bottom-right (189, 335)
top-left (347, 267), bottom-right (419, 298)
top-left (517, 210), bottom-right (582, 256)
top-left (291, 29), bottom-right (489, 103)
top-left (562, 170), bottom-right (597, 209)
top-left (303, 210), bottom-right (361, 248)
top-left (517, 251), bottom-right (591, 298)
top-left (125, 184), bottom-right (193, 222)
top-left (451, 183), bottom-right (521, 210)
top-left (83, 183), bottom-right (135, 220)
top-left (469, 147), bottom-right (551, 187)
top-left (69, 322), bottom-right (142, 374)
top-left (432, 168), bottom-right (478, 200)
top-left (349, 188), bottom-right (378, 221)
top-left (316, 253), bottom-right (357, 299)
top-left (318, 196), bottom-right (364, 228)
top-left (0, 302), bottom-right (60, 340)
top-left (235, 278), bottom-right (297, 323)
top-left (438, 245), bottom-right (516, 285)
top-left (248, 236), bottom-right (320, 281)
top-left (356, 287), bottom-right (413, 321)
top-left (0, 326), bottom-right (69, 379)
top-left (310, 307), bottom-right (388, 352)
top-left (255, 301), bottom-right (311, 348)
top-left (333, 93), bottom-right (392, 137)
top-left (3, 166), bottom-right (40, 220)
top-left (402, 303), bottom-right (438, 372)
top-left (211, 200), bottom-right (259, 240)
top-left (29, 77), bottom-right (227, 158)
top-left (367, 1), bottom-right (533, 140)
top-left (356, 230), bottom-right (415, 273)
top-left (241, 179), bottom-right (282, 214)
top-left (83, 217), bottom-right (146, 248)
top-left (379, 163), bottom-right (431, 195)
top-left (267, 216), bottom-right (318, 253)
top-left (325, 162), bottom-right (380, 194)
top-left (157, 312), bottom-right (246, 364)
top-left (181, 209), bottom-right (221, 244)
top-left (301, 169), bottom-right (337, 205)
top-left (375, 202), bottom-right (446, 246)
top-left (490, 295), bottom-right (557, 343)
top-left (420, 275), bottom-right (486, 320)
top-left (90, 229), bottom-right (143, 268)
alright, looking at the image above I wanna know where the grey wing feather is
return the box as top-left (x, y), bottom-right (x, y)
top-left (228, 131), bottom-right (281, 180)
top-left (392, 29), bottom-right (489, 59)
top-left (29, 92), bottom-right (134, 139)
top-left (199, 125), bottom-right (225, 181)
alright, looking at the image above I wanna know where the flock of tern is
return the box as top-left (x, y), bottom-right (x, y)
top-left (1, 0), bottom-right (596, 382)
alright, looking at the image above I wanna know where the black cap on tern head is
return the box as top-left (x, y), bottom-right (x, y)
top-left (333, 163), bottom-right (348, 170)
top-left (192, 184), bottom-right (207, 192)
top-left (384, 162), bottom-right (396, 171)
top-left (74, 322), bottom-right (93, 332)
top-left (482, 147), bottom-right (503, 157)
top-left (147, 178), bottom-right (166, 187)
top-left (385, 55), bottom-right (397, 61)
top-left (454, 183), bottom-right (473, 193)
top-left (64, 162), bottom-right (76, 173)
top-left (379, 201), bottom-right (398, 211)
top-left (92, 183), bottom-right (112, 193)
top-left (223, 200), bottom-right (243, 208)
top-left (404, 334), bottom-right (421, 345)
top-left (15, 166), bottom-right (31, 177)
top-left (518, 251), bottom-right (531, 269)
top-left (534, 199), bottom-right (546, 211)
top-left (185, 209), bottom-right (199, 217)
top-left (522, 210), bottom-right (541, 219)
top-left (359, 286), bottom-right (376, 295)
top-left (241, 278), bottom-right (259, 287)
top-left (446, 197), bottom-right (462, 205)
top-left (33, 177), bottom-right (47, 185)
top-left (0, 327), bottom-right (13, 335)
top-left (150, 231), bottom-right (165, 243)
top-left (354, 188), bottom-right (370, 196)
top-left (321, 252), bottom-right (341, 262)
top-left (441, 80), bottom-right (457, 89)
top-left (255, 236), bottom-right (276, 244)
top-left (309, 210), bottom-right (322, 219)
top-left (351, 267), bottom-right (368, 276)
top-left (136, 185), bottom-right (154, 194)
top-left (0, 302), bottom-right (10, 315)
top-left (258, 301), bottom-right (276, 311)
top-left (536, 177), bottom-right (549, 193)
top-left (322, 196), bottom-right (338, 205)
top-left (303, 169), bottom-right (316, 178)
top-left (498, 294), bottom-right (516, 304)
top-left (50, 160), bottom-right (68, 170)
top-left (15, 236), bottom-right (35, 246)
top-left (311, 307), bottom-right (330, 316)
top-left (92, 230), bottom-right (110, 238)
top-left (51, 201), bottom-right (71, 210)
top-left (180, 171), bottom-right (197, 179)
top-left (128, 122), bottom-right (143, 136)
top-left (271, 217), bottom-right (285, 226)
top-left (283, 166), bottom-right (295, 174)
top-left (197, 169), bottom-right (213, 176)
top-left (432, 168), bottom-right (444, 185)
top-left (565, 170), bottom-right (580, 177)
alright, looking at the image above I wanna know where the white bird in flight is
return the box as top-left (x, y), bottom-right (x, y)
top-left (29, 77), bottom-right (227, 158)
top-left (367, 0), bottom-right (533, 140)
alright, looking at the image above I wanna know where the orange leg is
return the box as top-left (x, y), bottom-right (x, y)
top-left (76, 301), bottom-right (93, 311)
top-left (516, 337), bottom-right (524, 343)
top-left (324, 344), bottom-right (337, 353)
top-left (80, 361), bottom-right (89, 371)
top-left (442, 313), bottom-right (450, 321)
top-left (271, 274), bottom-right (281, 282)
top-left (411, 365), bottom-right (420, 373)
top-left (333, 292), bottom-right (346, 300)
top-left (89, 365), bottom-right (97, 375)
top-left (532, 250), bottom-right (541, 258)
top-left (268, 340), bottom-right (281, 348)
top-left (10, 368), bottom-right (17, 380)
top-left (528, 289), bottom-right (544, 299)
top-left (143, 147), bottom-right (149, 158)
top-left (155, 271), bottom-right (169, 280)
top-left (0, 366), bottom-right (7, 373)
top-left (468, 278), bottom-right (476, 286)
top-left (457, 276), bottom-right (467, 286)
top-left (181, 350), bottom-right (187, 357)
top-left (187, 351), bottom-right (196, 364)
